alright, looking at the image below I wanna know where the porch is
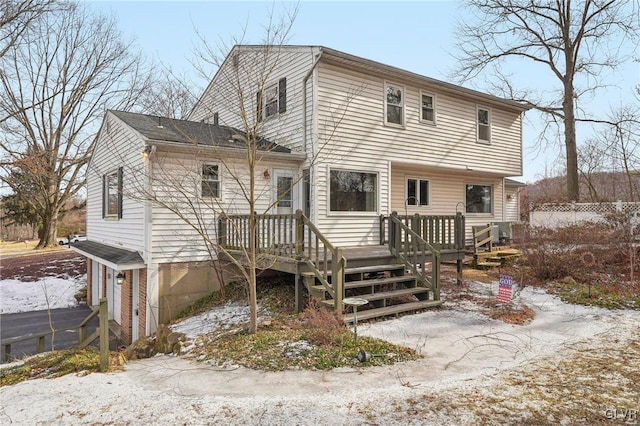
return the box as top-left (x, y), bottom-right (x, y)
top-left (218, 211), bottom-right (465, 322)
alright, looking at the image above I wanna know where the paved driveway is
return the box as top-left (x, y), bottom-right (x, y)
top-left (0, 306), bottom-right (99, 362)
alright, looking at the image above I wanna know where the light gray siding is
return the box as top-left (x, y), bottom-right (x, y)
top-left (189, 46), bottom-right (320, 153)
top-left (148, 150), bottom-right (303, 264)
top-left (86, 113), bottom-right (146, 252)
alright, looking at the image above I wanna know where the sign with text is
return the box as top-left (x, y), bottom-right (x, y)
top-left (497, 274), bottom-right (513, 303)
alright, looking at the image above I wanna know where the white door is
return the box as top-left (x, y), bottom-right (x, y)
top-left (106, 268), bottom-right (122, 323)
top-left (132, 270), bottom-right (140, 341)
top-left (273, 169), bottom-right (296, 215)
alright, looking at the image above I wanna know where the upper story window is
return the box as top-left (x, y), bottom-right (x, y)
top-left (202, 164), bottom-right (220, 198)
top-left (407, 178), bottom-right (430, 207)
top-left (257, 78), bottom-right (287, 122)
top-left (466, 184), bottom-right (493, 214)
top-left (477, 107), bottom-right (490, 143)
top-left (385, 83), bottom-right (404, 126)
top-left (102, 167), bottom-right (123, 219)
top-left (330, 169), bottom-right (377, 212)
top-left (420, 92), bottom-right (436, 124)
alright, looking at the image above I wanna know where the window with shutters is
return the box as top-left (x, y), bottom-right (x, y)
top-left (103, 168), bottom-right (123, 219)
top-left (258, 78), bottom-right (286, 121)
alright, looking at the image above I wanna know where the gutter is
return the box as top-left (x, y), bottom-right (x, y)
top-left (145, 139), bottom-right (307, 162)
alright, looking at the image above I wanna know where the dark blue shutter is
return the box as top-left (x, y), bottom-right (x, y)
top-left (102, 174), bottom-right (106, 218)
top-left (117, 167), bottom-right (123, 219)
top-left (256, 91), bottom-right (262, 122)
top-left (278, 78), bottom-right (286, 113)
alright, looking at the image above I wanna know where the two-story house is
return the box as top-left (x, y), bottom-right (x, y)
top-left (73, 45), bottom-right (528, 343)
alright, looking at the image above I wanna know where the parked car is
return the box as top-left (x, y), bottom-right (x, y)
top-left (58, 234), bottom-right (87, 245)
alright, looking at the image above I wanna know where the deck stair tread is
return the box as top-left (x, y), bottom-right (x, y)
top-left (476, 261), bottom-right (502, 267)
top-left (344, 275), bottom-right (415, 290)
top-left (320, 287), bottom-right (429, 307)
top-left (301, 264), bottom-right (406, 277)
top-left (343, 300), bottom-right (442, 322)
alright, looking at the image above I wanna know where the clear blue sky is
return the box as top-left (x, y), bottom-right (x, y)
top-left (90, 0), bottom-right (639, 183)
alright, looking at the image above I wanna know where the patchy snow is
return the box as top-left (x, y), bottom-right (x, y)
top-left (0, 275), bottom-right (86, 314)
top-left (1, 282), bottom-right (639, 425)
top-left (170, 301), bottom-right (267, 339)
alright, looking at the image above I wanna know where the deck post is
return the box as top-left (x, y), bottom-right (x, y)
top-left (218, 215), bottom-right (227, 246)
top-left (294, 273), bottom-right (304, 313)
top-left (37, 335), bottom-right (45, 353)
top-left (389, 211), bottom-right (399, 255)
top-left (433, 253), bottom-right (441, 300)
top-left (295, 210), bottom-right (304, 258)
top-left (333, 247), bottom-right (344, 314)
top-left (99, 298), bottom-right (109, 371)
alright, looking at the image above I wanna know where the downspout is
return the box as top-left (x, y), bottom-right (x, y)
top-left (302, 49), bottom-right (323, 224)
top-left (143, 142), bottom-right (156, 334)
top-left (302, 49), bottom-right (323, 156)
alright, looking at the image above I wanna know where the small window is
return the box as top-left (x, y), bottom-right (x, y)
top-left (420, 92), bottom-right (435, 124)
top-left (466, 184), bottom-right (492, 214)
top-left (257, 78), bottom-right (287, 121)
top-left (477, 107), bottom-right (490, 142)
top-left (385, 83), bottom-right (404, 126)
top-left (330, 170), bottom-right (377, 212)
top-left (277, 176), bottom-right (293, 208)
top-left (202, 164), bottom-right (220, 198)
top-left (407, 178), bottom-right (430, 206)
top-left (103, 168), bottom-right (123, 219)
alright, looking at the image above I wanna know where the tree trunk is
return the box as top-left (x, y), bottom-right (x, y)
top-left (36, 208), bottom-right (59, 248)
top-left (563, 79), bottom-right (580, 202)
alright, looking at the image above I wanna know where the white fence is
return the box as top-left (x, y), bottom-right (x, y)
top-left (530, 201), bottom-right (640, 228)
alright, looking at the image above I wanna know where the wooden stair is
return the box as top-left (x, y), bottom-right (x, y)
top-left (304, 261), bottom-right (441, 323)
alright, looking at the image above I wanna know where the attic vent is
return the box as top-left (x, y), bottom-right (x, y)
top-left (232, 52), bottom-right (239, 68)
top-left (213, 112), bottom-right (219, 126)
top-left (157, 116), bottom-right (164, 129)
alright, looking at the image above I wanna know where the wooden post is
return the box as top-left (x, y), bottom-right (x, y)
top-left (295, 210), bottom-right (304, 259)
top-left (379, 214), bottom-right (385, 245)
top-left (332, 247), bottom-right (344, 314)
top-left (433, 253), bottom-right (441, 300)
top-left (99, 298), bottom-right (109, 371)
top-left (37, 335), bottom-right (45, 354)
top-left (3, 344), bottom-right (10, 363)
top-left (294, 273), bottom-right (304, 313)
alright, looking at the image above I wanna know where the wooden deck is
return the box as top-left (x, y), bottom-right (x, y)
top-left (219, 211), bottom-right (465, 322)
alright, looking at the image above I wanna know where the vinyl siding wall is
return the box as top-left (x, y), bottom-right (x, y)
top-left (86, 113), bottom-right (146, 252)
top-left (189, 46), bottom-right (320, 153)
top-left (149, 150), bottom-right (302, 264)
top-left (311, 62), bottom-right (523, 246)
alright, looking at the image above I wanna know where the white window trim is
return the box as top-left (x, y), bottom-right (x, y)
top-left (104, 169), bottom-right (119, 219)
top-left (465, 182), bottom-right (494, 216)
top-left (476, 106), bottom-right (491, 144)
top-left (201, 162), bottom-right (222, 199)
top-left (383, 81), bottom-right (405, 128)
top-left (405, 176), bottom-right (431, 209)
top-left (271, 168), bottom-right (297, 210)
top-left (419, 91), bottom-right (437, 125)
top-left (263, 81), bottom-right (279, 120)
top-left (327, 166), bottom-right (380, 217)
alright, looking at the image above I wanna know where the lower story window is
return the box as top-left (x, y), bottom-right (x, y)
top-left (202, 164), bottom-right (220, 198)
top-left (330, 170), bottom-right (377, 212)
top-left (466, 184), bottom-right (492, 214)
top-left (407, 178), bottom-right (430, 206)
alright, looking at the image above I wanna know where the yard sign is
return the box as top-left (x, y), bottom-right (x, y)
top-left (497, 274), bottom-right (513, 303)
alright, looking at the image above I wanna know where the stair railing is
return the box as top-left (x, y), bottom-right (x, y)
top-left (295, 210), bottom-right (346, 313)
top-left (388, 211), bottom-right (441, 300)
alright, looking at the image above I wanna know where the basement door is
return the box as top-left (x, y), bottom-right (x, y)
top-left (106, 267), bottom-right (122, 323)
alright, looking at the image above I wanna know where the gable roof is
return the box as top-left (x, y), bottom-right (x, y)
top-left (109, 110), bottom-right (291, 153)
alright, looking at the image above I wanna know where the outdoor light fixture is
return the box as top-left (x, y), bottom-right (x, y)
top-left (116, 272), bottom-right (125, 285)
top-left (263, 169), bottom-right (270, 179)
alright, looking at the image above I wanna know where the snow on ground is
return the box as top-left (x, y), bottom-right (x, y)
top-left (1, 282), bottom-right (639, 425)
top-left (0, 275), bottom-right (86, 314)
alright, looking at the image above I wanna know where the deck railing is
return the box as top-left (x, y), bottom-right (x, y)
top-left (218, 210), bottom-right (346, 312)
top-left (1, 298), bottom-right (109, 370)
top-left (380, 212), bottom-right (465, 250)
top-left (388, 212), bottom-right (442, 300)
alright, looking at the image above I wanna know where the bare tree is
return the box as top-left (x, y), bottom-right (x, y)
top-left (0, 2), bottom-right (149, 248)
top-left (0, 0), bottom-right (56, 58)
top-left (453, 0), bottom-right (639, 201)
top-left (138, 68), bottom-right (197, 119)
